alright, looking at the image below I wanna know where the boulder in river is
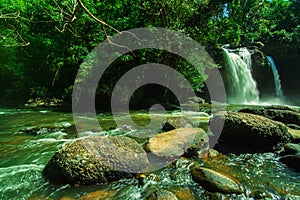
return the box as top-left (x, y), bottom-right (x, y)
top-left (161, 117), bottom-right (192, 132)
top-left (279, 154), bottom-right (300, 172)
top-left (145, 128), bottom-right (209, 159)
top-left (239, 106), bottom-right (300, 126)
top-left (210, 112), bottom-right (291, 153)
top-left (43, 136), bottom-right (149, 185)
top-left (190, 166), bottom-right (243, 194)
top-left (147, 189), bottom-right (178, 200)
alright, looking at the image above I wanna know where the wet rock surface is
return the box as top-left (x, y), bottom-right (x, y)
top-left (145, 128), bottom-right (208, 159)
top-left (210, 111), bottom-right (291, 153)
top-left (43, 136), bottom-right (149, 185)
top-left (147, 189), bottom-right (178, 200)
top-left (239, 106), bottom-right (300, 126)
top-left (190, 165), bottom-right (242, 194)
top-left (280, 154), bottom-right (300, 172)
top-left (280, 142), bottom-right (300, 172)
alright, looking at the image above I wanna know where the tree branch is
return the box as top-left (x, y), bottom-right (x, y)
top-left (76, 0), bottom-right (119, 33)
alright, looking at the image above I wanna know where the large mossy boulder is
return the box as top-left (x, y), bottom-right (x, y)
top-left (145, 128), bottom-right (208, 159)
top-left (210, 112), bottom-right (291, 153)
top-left (43, 136), bottom-right (149, 185)
top-left (190, 166), bottom-right (243, 194)
top-left (239, 106), bottom-right (300, 126)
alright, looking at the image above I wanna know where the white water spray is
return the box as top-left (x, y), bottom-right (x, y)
top-left (222, 46), bottom-right (259, 104)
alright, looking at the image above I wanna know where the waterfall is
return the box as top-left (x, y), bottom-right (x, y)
top-left (222, 46), bottom-right (259, 104)
top-left (266, 56), bottom-right (283, 97)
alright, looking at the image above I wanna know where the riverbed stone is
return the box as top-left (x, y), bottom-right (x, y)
top-left (283, 143), bottom-right (300, 155)
top-left (145, 128), bottom-right (208, 159)
top-left (174, 188), bottom-right (195, 200)
top-left (210, 112), bottom-right (291, 153)
top-left (239, 107), bottom-right (300, 126)
top-left (190, 166), bottom-right (242, 194)
top-left (147, 189), bottom-right (178, 200)
top-left (287, 128), bottom-right (300, 142)
top-left (17, 126), bottom-right (62, 135)
top-left (279, 154), bottom-right (300, 172)
top-left (43, 136), bottom-right (149, 185)
top-left (78, 189), bottom-right (115, 200)
top-left (162, 117), bottom-right (192, 132)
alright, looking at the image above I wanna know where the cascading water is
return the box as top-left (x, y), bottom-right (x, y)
top-left (266, 56), bottom-right (283, 97)
top-left (222, 46), bottom-right (259, 104)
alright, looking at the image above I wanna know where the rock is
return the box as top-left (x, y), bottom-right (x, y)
top-left (17, 127), bottom-right (62, 135)
top-left (190, 166), bottom-right (242, 194)
top-left (287, 124), bottom-right (300, 130)
top-left (78, 189), bottom-right (115, 200)
top-left (145, 128), bottom-right (208, 159)
top-left (283, 143), bottom-right (300, 155)
top-left (239, 107), bottom-right (300, 126)
top-left (287, 128), bottom-right (300, 142)
top-left (60, 197), bottom-right (74, 200)
top-left (280, 154), bottom-right (300, 172)
top-left (249, 189), bottom-right (272, 199)
top-left (174, 188), bottom-right (195, 200)
top-left (209, 193), bottom-right (229, 200)
top-left (43, 136), bottom-right (149, 185)
top-left (202, 149), bottom-right (220, 162)
top-left (147, 189), bottom-right (178, 200)
top-left (162, 117), bottom-right (192, 132)
top-left (210, 112), bottom-right (291, 153)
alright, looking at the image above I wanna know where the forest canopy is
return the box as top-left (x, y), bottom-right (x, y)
top-left (0, 0), bottom-right (299, 104)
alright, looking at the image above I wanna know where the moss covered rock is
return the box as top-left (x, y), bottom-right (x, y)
top-left (43, 136), bottom-right (149, 185)
top-left (239, 107), bottom-right (300, 126)
top-left (210, 112), bottom-right (291, 153)
top-left (191, 166), bottom-right (242, 194)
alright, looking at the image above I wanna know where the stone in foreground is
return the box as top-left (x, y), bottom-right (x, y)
top-left (43, 136), bottom-right (149, 185)
top-left (191, 166), bottom-right (242, 194)
top-left (210, 112), bottom-right (291, 153)
top-left (145, 128), bottom-right (208, 159)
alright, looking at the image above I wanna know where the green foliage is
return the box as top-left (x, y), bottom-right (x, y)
top-left (0, 0), bottom-right (299, 103)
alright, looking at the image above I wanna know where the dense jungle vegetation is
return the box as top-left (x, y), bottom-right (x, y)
top-left (0, 0), bottom-right (299, 106)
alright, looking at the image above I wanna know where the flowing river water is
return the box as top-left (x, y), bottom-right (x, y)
top-left (0, 106), bottom-right (299, 199)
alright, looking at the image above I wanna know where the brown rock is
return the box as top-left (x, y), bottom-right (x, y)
top-left (78, 190), bottom-right (115, 200)
top-left (191, 166), bottom-right (243, 194)
top-left (145, 128), bottom-right (208, 159)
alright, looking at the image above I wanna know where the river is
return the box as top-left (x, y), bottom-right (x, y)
top-left (0, 106), bottom-right (299, 199)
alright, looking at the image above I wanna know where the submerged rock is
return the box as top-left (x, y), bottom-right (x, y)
top-left (239, 107), bottom-right (300, 126)
top-left (17, 127), bottom-right (62, 135)
top-left (249, 189), bottom-right (272, 199)
top-left (190, 166), bottom-right (242, 194)
top-left (78, 189), bottom-right (115, 200)
top-left (210, 112), bottom-right (291, 153)
top-left (145, 128), bottom-right (208, 159)
top-left (147, 189), bottom-right (178, 200)
top-left (174, 188), bottom-right (195, 200)
top-left (43, 136), bottom-right (149, 185)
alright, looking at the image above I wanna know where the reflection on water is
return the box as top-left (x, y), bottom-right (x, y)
top-left (0, 106), bottom-right (299, 199)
